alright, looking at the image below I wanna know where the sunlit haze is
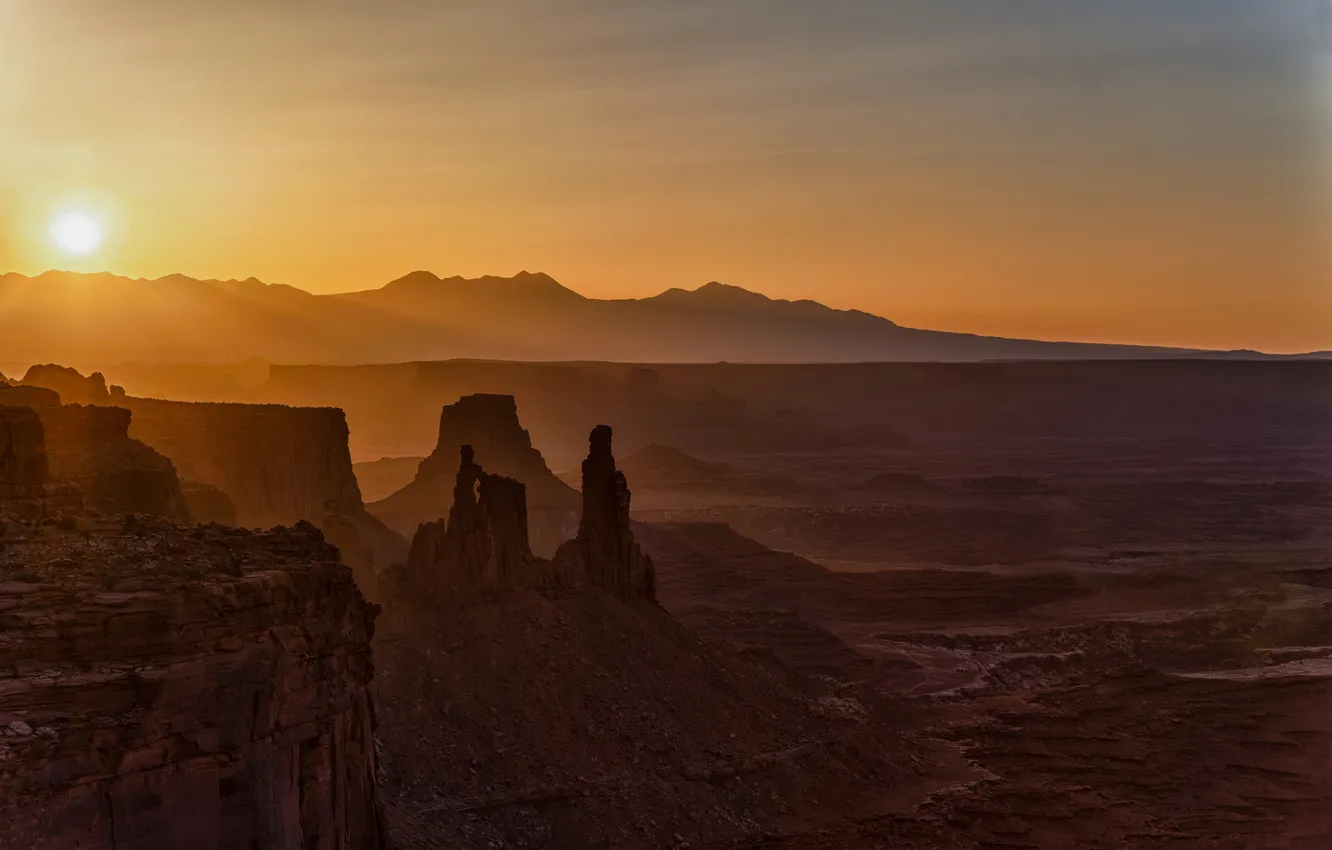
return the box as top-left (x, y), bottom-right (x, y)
top-left (2, 1), bottom-right (1329, 352)
top-left (49, 212), bottom-right (104, 256)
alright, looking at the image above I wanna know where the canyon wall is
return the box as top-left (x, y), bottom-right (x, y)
top-left (369, 394), bottom-right (578, 557)
top-left (0, 405), bottom-right (81, 520)
top-left (0, 381), bottom-right (186, 520)
top-left (0, 518), bottom-right (387, 849)
top-left (124, 399), bottom-right (408, 586)
top-left (41, 404), bottom-right (187, 520)
top-left (126, 399), bottom-right (363, 527)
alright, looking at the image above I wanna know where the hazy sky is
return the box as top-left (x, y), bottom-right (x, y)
top-left (2, 1), bottom-right (1329, 351)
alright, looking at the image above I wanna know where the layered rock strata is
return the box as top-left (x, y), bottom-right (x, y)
top-left (0, 518), bottom-right (387, 849)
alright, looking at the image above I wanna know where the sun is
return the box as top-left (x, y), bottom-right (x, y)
top-left (50, 212), bottom-right (104, 256)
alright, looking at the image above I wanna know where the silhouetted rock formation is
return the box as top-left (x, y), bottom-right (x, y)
top-left (0, 406), bottom-right (81, 520)
top-left (0, 384), bottom-right (61, 411)
top-left (369, 394), bottom-right (578, 557)
top-left (0, 518), bottom-right (387, 849)
top-left (20, 363), bottom-right (111, 405)
top-left (41, 404), bottom-right (188, 519)
top-left (0, 406), bottom-right (47, 485)
top-left (124, 398), bottom-right (409, 582)
top-left (388, 446), bottom-right (541, 602)
top-left (391, 428), bottom-right (654, 605)
top-left (126, 400), bottom-right (364, 526)
top-left (0, 379), bottom-right (186, 519)
top-left (552, 426), bottom-right (655, 600)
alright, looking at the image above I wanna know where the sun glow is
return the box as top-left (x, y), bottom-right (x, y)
top-left (50, 212), bottom-right (104, 256)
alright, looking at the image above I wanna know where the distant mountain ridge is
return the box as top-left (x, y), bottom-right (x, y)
top-left (0, 269), bottom-right (1288, 364)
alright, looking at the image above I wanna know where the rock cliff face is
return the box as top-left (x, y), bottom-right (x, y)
top-left (0, 405), bottom-right (49, 485)
top-left (126, 400), bottom-right (363, 527)
top-left (124, 399), bottom-right (408, 584)
top-left (388, 427), bottom-right (654, 604)
top-left (0, 406), bottom-right (82, 520)
top-left (40, 404), bottom-right (188, 520)
top-left (0, 517), bottom-right (387, 850)
top-left (0, 381), bottom-right (186, 520)
top-left (20, 364), bottom-right (116, 406)
top-left (368, 394), bottom-right (578, 557)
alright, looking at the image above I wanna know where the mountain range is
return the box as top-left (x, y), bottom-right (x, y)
top-left (0, 269), bottom-right (1300, 365)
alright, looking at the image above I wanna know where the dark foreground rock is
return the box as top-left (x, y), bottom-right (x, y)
top-left (0, 518), bottom-right (387, 850)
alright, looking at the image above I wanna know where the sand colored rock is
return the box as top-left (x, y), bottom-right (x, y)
top-left (0, 518), bottom-right (387, 850)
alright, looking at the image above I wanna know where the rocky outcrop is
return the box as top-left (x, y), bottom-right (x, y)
top-left (0, 406), bottom-right (81, 520)
top-left (386, 446), bottom-right (541, 602)
top-left (0, 517), bottom-right (387, 849)
top-left (41, 404), bottom-right (188, 519)
top-left (20, 364), bottom-right (113, 405)
top-left (389, 427), bottom-right (654, 604)
top-left (180, 480), bottom-right (239, 525)
top-left (552, 426), bottom-right (655, 600)
top-left (125, 400), bottom-right (363, 527)
top-left (124, 399), bottom-right (409, 581)
top-left (368, 394), bottom-right (578, 557)
top-left (0, 406), bottom-right (48, 485)
top-left (0, 381), bottom-right (185, 520)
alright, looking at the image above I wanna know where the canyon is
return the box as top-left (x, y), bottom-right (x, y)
top-left (0, 358), bottom-right (1329, 847)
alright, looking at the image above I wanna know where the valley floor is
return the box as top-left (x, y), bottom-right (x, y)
top-left (374, 430), bottom-right (1332, 848)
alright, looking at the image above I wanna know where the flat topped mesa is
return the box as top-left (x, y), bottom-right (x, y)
top-left (367, 394), bottom-right (577, 557)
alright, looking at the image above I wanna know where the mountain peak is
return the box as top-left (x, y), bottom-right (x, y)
top-left (651, 281), bottom-right (773, 305)
top-left (692, 281), bottom-right (769, 301)
top-left (385, 270), bottom-right (443, 289)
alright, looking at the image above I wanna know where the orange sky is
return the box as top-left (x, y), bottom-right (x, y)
top-left (2, 2), bottom-right (1329, 352)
